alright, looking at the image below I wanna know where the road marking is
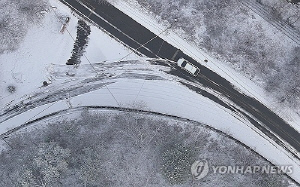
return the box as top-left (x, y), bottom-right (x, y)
top-left (171, 49), bottom-right (179, 61)
top-left (87, 7), bottom-right (96, 18)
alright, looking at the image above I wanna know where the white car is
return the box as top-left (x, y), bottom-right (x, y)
top-left (177, 58), bottom-right (200, 76)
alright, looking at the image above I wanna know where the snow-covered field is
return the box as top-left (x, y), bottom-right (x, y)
top-left (0, 0), bottom-right (300, 185)
top-left (0, 0), bottom-right (138, 109)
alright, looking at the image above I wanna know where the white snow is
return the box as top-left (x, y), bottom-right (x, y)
top-left (0, 5), bottom-right (77, 108)
top-left (81, 26), bottom-right (138, 65)
top-left (0, 0), bottom-right (139, 109)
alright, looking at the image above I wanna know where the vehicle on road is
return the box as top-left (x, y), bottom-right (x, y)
top-left (177, 58), bottom-right (200, 76)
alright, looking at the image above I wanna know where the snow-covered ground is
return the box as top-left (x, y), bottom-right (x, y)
top-left (111, 0), bottom-right (300, 133)
top-left (1, 59), bottom-right (300, 184)
top-left (0, 0), bottom-right (138, 109)
top-left (0, 0), bottom-right (300, 185)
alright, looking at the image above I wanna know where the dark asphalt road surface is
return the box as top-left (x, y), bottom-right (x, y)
top-left (60, 0), bottom-right (300, 157)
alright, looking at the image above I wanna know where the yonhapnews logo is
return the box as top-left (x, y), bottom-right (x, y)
top-left (191, 160), bottom-right (209, 180)
top-left (191, 159), bottom-right (293, 180)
